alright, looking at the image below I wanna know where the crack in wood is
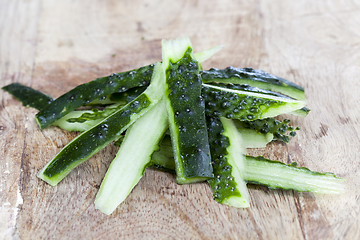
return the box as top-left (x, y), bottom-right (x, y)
top-left (293, 191), bottom-right (307, 240)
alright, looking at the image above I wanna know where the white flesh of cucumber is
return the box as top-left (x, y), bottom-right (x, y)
top-left (193, 45), bottom-right (223, 63)
top-left (52, 110), bottom-right (103, 132)
top-left (244, 158), bottom-right (345, 194)
top-left (238, 128), bottom-right (274, 148)
top-left (220, 117), bottom-right (250, 208)
top-left (94, 99), bottom-right (168, 215)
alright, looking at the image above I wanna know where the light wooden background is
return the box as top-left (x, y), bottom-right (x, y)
top-left (1, 0), bottom-right (359, 239)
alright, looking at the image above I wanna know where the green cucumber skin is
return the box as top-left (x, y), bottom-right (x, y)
top-left (35, 64), bottom-right (155, 129)
top-left (202, 84), bottom-right (300, 121)
top-left (4, 67), bottom-right (308, 125)
top-left (234, 118), bottom-right (298, 143)
top-left (67, 86), bottom-right (148, 124)
top-left (149, 139), bottom-right (344, 194)
top-left (206, 116), bottom-right (243, 203)
top-left (165, 47), bottom-right (213, 183)
top-left (201, 67), bottom-right (305, 101)
top-left (39, 94), bottom-right (152, 185)
top-left (2, 83), bottom-right (53, 110)
top-left (4, 83), bottom-right (298, 141)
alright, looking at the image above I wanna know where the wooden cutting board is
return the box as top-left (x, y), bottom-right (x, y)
top-left (1, 0), bottom-right (359, 239)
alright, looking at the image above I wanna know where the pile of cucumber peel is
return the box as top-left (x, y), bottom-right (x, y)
top-left (2, 37), bottom-right (344, 215)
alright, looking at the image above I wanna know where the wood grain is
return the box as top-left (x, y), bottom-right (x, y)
top-left (1, 0), bottom-right (360, 239)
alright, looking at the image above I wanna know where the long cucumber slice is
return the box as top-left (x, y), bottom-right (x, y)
top-left (201, 66), bottom-right (306, 101)
top-left (94, 99), bottom-right (168, 215)
top-left (162, 37), bottom-right (213, 184)
top-left (244, 156), bottom-right (345, 194)
top-left (207, 116), bottom-right (250, 207)
top-left (35, 64), bottom-right (155, 129)
top-left (37, 63), bottom-right (165, 186)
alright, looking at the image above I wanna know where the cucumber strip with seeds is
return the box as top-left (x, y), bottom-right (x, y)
top-left (94, 99), bottom-right (168, 215)
top-left (162, 37), bottom-right (213, 184)
top-left (201, 67), bottom-right (305, 101)
top-left (207, 116), bottom-right (250, 208)
top-left (35, 64), bottom-right (155, 129)
top-left (202, 83), bottom-right (306, 121)
top-left (2, 83), bottom-right (53, 110)
top-left (37, 63), bottom-right (165, 186)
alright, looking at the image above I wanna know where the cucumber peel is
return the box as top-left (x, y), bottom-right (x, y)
top-left (2, 83), bottom-right (53, 110)
top-left (210, 117), bottom-right (250, 208)
top-left (149, 138), bottom-right (345, 194)
top-left (35, 64), bottom-right (155, 129)
top-left (201, 66), bottom-right (306, 101)
top-left (1, 36), bottom-right (345, 215)
top-left (162, 37), bottom-right (213, 184)
top-left (37, 62), bottom-right (165, 186)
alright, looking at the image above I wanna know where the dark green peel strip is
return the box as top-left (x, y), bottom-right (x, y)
top-left (37, 94), bottom-right (153, 185)
top-left (35, 64), bottom-right (155, 129)
top-left (164, 43), bottom-right (213, 184)
top-left (206, 116), bottom-right (247, 206)
top-left (2, 83), bottom-right (53, 110)
top-left (37, 62), bottom-right (165, 186)
top-left (201, 67), bottom-right (305, 101)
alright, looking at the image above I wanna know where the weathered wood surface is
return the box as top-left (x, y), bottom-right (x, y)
top-left (1, 0), bottom-right (359, 239)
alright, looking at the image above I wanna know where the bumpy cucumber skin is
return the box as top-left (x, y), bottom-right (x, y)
top-left (109, 86), bottom-right (147, 103)
top-left (40, 94), bottom-right (151, 182)
top-left (201, 67), bottom-right (305, 100)
top-left (206, 116), bottom-right (243, 202)
top-left (202, 84), bottom-right (288, 121)
top-left (166, 48), bottom-right (213, 183)
top-left (35, 64), bottom-right (155, 129)
top-left (235, 118), bottom-right (298, 143)
top-left (2, 83), bottom-right (54, 110)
